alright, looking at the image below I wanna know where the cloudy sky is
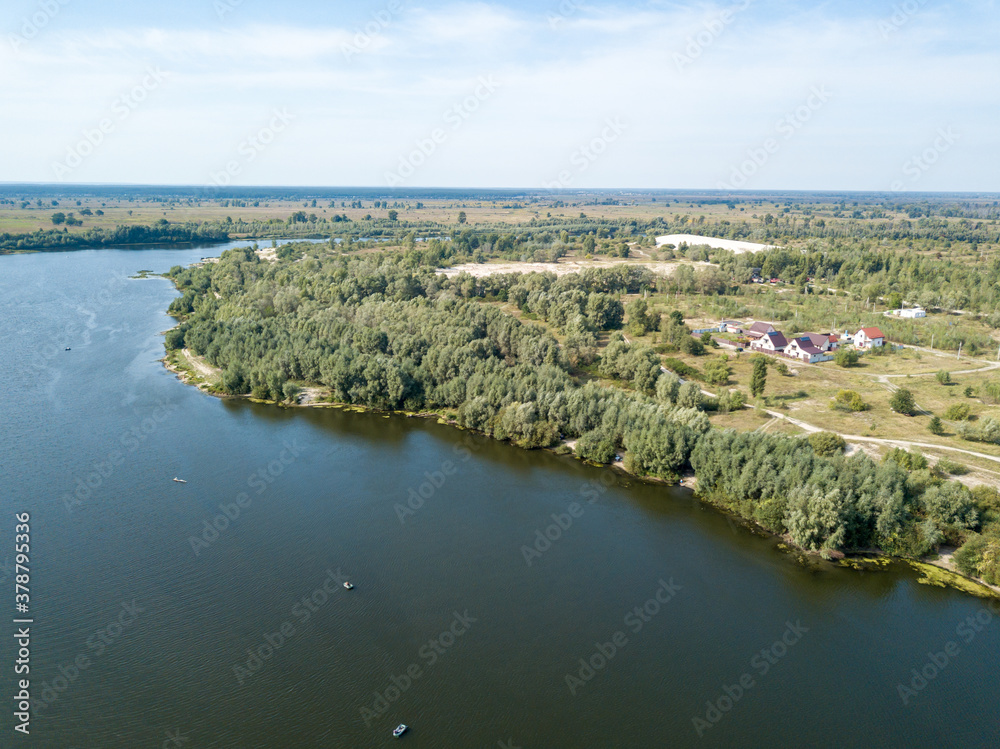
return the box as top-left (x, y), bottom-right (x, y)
top-left (2, 0), bottom-right (997, 190)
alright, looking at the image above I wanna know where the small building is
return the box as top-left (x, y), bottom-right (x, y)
top-left (854, 327), bottom-right (885, 349)
top-left (721, 320), bottom-right (743, 334)
top-left (785, 337), bottom-right (833, 363)
top-left (900, 307), bottom-right (927, 319)
top-left (750, 330), bottom-right (788, 354)
top-left (745, 321), bottom-right (778, 340)
top-left (692, 322), bottom-right (730, 336)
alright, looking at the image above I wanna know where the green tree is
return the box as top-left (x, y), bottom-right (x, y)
top-left (457, 211), bottom-right (467, 224)
top-left (51, 212), bottom-right (66, 225)
top-left (387, 210), bottom-right (398, 221)
top-left (943, 403), bottom-right (971, 420)
top-left (808, 431), bottom-right (846, 457)
top-left (702, 356), bottom-right (731, 386)
top-left (835, 349), bottom-right (859, 367)
top-left (750, 357), bottom-right (767, 398)
top-left (833, 389), bottom-right (867, 412)
top-left (889, 388), bottom-right (916, 415)
top-left (928, 416), bottom-right (944, 435)
top-left (935, 370), bottom-right (951, 385)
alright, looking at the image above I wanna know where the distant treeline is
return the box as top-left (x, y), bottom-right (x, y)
top-left (0, 222), bottom-right (230, 253)
top-left (163, 242), bottom-right (998, 569)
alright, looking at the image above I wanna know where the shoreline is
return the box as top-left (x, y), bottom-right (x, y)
top-left (160, 347), bottom-right (1000, 601)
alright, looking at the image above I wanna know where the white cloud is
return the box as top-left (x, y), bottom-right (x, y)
top-left (1, 1), bottom-right (998, 188)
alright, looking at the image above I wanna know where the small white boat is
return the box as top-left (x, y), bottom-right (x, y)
top-left (393, 724), bottom-right (407, 738)
top-left (343, 582), bottom-right (354, 590)
top-left (173, 477), bottom-right (187, 483)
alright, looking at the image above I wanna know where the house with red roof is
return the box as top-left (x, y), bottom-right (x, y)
top-left (853, 327), bottom-right (885, 349)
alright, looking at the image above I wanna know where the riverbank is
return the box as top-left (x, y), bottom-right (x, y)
top-left (161, 346), bottom-right (1000, 601)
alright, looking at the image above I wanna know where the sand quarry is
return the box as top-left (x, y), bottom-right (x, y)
top-left (655, 234), bottom-right (775, 254)
top-left (437, 258), bottom-right (713, 278)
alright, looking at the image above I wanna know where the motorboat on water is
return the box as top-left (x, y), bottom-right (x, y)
top-left (393, 725), bottom-right (407, 738)
top-left (173, 477), bottom-right (187, 483)
top-left (343, 582), bottom-right (354, 590)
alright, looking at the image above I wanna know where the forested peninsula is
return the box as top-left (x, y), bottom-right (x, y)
top-left (0, 222), bottom-right (229, 253)
top-left (163, 240), bottom-right (1000, 590)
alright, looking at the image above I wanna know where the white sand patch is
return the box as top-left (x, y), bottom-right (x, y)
top-left (437, 259), bottom-right (710, 279)
top-left (655, 234), bottom-right (776, 254)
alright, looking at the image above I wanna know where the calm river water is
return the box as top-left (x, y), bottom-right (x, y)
top-left (2, 243), bottom-right (998, 748)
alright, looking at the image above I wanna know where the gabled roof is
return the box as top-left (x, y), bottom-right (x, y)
top-left (859, 327), bottom-right (884, 339)
top-left (765, 331), bottom-right (788, 348)
top-left (748, 321), bottom-right (775, 334)
top-left (800, 332), bottom-right (829, 348)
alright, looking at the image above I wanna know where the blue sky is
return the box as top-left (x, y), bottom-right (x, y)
top-left (2, 0), bottom-right (997, 190)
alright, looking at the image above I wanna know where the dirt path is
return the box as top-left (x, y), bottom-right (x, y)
top-left (182, 349), bottom-right (220, 379)
top-left (759, 407), bottom-right (1000, 465)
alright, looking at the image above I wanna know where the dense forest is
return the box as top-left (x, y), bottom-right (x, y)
top-left (0, 222), bottom-right (229, 253)
top-left (164, 242), bottom-right (999, 578)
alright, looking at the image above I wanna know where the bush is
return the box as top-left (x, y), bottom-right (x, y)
top-left (943, 402), bottom-right (972, 421)
top-left (662, 358), bottom-right (700, 380)
top-left (928, 416), bottom-right (944, 435)
top-left (680, 336), bottom-right (706, 356)
top-left (702, 356), bottom-right (732, 386)
top-left (884, 447), bottom-right (928, 471)
top-left (936, 370), bottom-right (951, 385)
top-left (164, 327), bottom-right (186, 350)
top-left (575, 429), bottom-right (617, 464)
top-left (889, 388), bottom-right (916, 415)
top-left (835, 349), bottom-right (859, 367)
top-left (832, 389), bottom-right (867, 412)
top-left (719, 389), bottom-right (747, 414)
top-left (807, 431), bottom-right (846, 457)
top-left (934, 458), bottom-right (967, 475)
top-left (957, 416), bottom-right (1000, 445)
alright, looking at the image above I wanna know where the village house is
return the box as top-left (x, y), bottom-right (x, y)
top-left (853, 327), bottom-right (885, 349)
top-left (899, 307), bottom-right (927, 319)
top-left (797, 332), bottom-right (838, 352)
top-left (750, 330), bottom-right (788, 354)
top-left (744, 321), bottom-right (778, 340)
top-left (785, 336), bottom-right (834, 363)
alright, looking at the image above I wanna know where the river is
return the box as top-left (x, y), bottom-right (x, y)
top-left (2, 243), bottom-right (998, 748)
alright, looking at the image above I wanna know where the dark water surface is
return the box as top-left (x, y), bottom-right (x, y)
top-left (2, 244), bottom-right (999, 748)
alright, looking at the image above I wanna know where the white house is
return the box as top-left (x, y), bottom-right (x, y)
top-left (750, 331), bottom-right (788, 354)
top-left (785, 337), bottom-right (833, 363)
top-left (854, 327), bottom-right (885, 349)
top-left (900, 308), bottom-right (927, 319)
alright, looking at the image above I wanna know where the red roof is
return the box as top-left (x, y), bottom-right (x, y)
top-left (860, 327), bottom-right (884, 339)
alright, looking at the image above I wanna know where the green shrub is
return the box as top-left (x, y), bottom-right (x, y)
top-left (943, 402), bottom-right (972, 421)
top-left (934, 458), bottom-right (967, 475)
top-left (832, 389), bottom-right (867, 412)
top-left (575, 429), bottom-right (617, 464)
top-left (807, 431), bottom-right (846, 457)
top-left (835, 349), bottom-right (859, 367)
top-left (884, 447), bottom-right (927, 471)
top-left (889, 388), bottom-right (916, 415)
